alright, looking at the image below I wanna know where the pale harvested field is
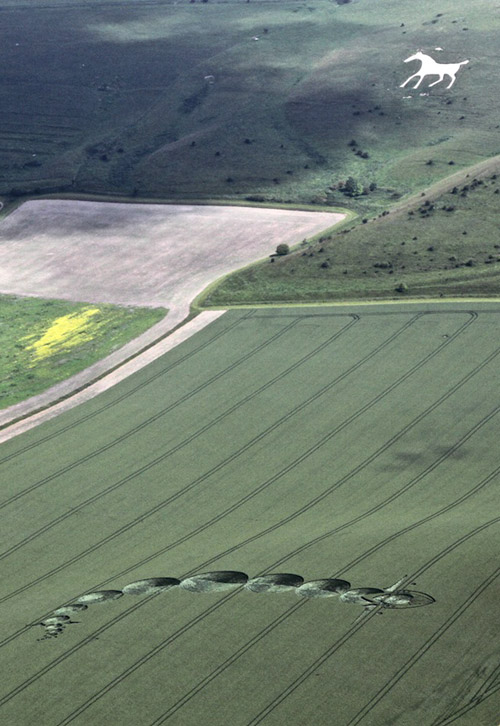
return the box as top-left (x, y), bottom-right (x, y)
top-left (0, 200), bottom-right (342, 308)
top-left (0, 201), bottom-right (342, 435)
top-left (0, 302), bottom-right (498, 726)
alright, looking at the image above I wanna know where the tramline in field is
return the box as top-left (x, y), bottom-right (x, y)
top-left (1, 305), bottom-right (498, 725)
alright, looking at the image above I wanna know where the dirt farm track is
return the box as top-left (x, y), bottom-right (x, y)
top-left (0, 200), bottom-right (343, 435)
top-left (0, 300), bottom-right (499, 725)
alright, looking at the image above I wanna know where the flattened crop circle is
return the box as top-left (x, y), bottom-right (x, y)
top-left (296, 578), bottom-right (351, 598)
top-left (73, 590), bottom-right (123, 604)
top-left (180, 571), bottom-right (248, 592)
top-left (245, 573), bottom-right (304, 593)
top-left (52, 604), bottom-right (88, 616)
top-left (123, 578), bottom-right (180, 595)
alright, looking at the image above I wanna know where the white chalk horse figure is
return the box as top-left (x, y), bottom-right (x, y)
top-left (400, 51), bottom-right (469, 89)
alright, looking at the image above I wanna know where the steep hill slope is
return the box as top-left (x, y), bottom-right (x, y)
top-left (0, 0), bottom-right (498, 204)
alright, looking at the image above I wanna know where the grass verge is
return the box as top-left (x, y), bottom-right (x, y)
top-left (0, 295), bottom-right (166, 409)
top-left (199, 161), bottom-right (500, 306)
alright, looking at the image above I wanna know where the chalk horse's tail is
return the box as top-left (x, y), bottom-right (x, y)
top-left (460, 60), bottom-right (470, 66)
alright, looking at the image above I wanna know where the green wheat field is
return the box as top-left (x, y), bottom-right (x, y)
top-left (1, 306), bottom-right (498, 725)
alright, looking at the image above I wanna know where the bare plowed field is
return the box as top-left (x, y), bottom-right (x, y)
top-left (0, 303), bottom-right (498, 725)
top-left (0, 201), bottom-right (342, 308)
top-left (0, 200), bottom-right (342, 432)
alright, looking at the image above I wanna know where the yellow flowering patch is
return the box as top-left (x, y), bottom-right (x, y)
top-left (24, 307), bottom-right (104, 363)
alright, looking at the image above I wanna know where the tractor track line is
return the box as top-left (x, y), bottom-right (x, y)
top-left (0, 308), bottom-right (479, 465)
top-left (202, 396), bottom-right (500, 568)
top-left (246, 519), bottom-right (500, 726)
top-left (0, 319), bottom-right (489, 663)
top-left (2, 313), bottom-right (422, 557)
top-left (0, 310), bottom-right (256, 465)
top-left (0, 315), bottom-right (302, 510)
top-left (53, 518), bottom-right (500, 726)
top-left (1, 469), bottom-right (496, 712)
top-left (346, 565), bottom-right (500, 726)
top-left (0, 315), bottom-right (480, 633)
top-left (156, 477), bottom-right (500, 725)
top-left (0, 314), bottom-right (360, 511)
top-left (76, 336), bottom-right (500, 593)
top-left (433, 653), bottom-right (500, 724)
top-left (0, 313), bottom-right (464, 593)
top-left (434, 681), bottom-right (500, 724)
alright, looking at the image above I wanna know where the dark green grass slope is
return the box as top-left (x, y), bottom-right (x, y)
top-left (0, 305), bottom-right (499, 725)
top-left (202, 164), bottom-right (500, 304)
top-left (0, 0), bottom-right (498, 205)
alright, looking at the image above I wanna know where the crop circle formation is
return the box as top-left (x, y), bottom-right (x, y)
top-left (34, 571), bottom-right (435, 640)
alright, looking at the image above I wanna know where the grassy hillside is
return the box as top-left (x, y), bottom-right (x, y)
top-left (201, 159), bottom-right (500, 304)
top-left (0, 295), bottom-right (166, 409)
top-left (0, 0), bottom-right (498, 206)
top-left (0, 306), bottom-right (498, 725)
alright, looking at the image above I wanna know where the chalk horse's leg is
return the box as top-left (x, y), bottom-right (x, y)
top-left (446, 74), bottom-right (457, 89)
top-left (413, 74), bottom-right (426, 89)
top-left (400, 73), bottom-right (420, 88)
top-left (428, 74), bottom-right (445, 87)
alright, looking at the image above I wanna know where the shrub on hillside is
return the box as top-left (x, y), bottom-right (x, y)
top-left (276, 243), bottom-right (290, 256)
top-left (343, 176), bottom-right (363, 197)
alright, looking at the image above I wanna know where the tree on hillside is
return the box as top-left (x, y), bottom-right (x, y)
top-left (276, 243), bottom-right (290, 256)
top-left (343, 176), bottom-right (364, 197)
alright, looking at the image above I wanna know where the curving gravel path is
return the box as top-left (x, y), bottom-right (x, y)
top-left (0, 201), bottom-right (344, 441)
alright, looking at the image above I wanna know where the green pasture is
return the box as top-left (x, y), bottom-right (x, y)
top-left (201, 166), bottom-right (500, 305)
top-left (0, 294), bottom-right (166, 409)
top-left (0, 0), bottom-right (499, 207)
top-left (0, 305), bottom-right (498, 724)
